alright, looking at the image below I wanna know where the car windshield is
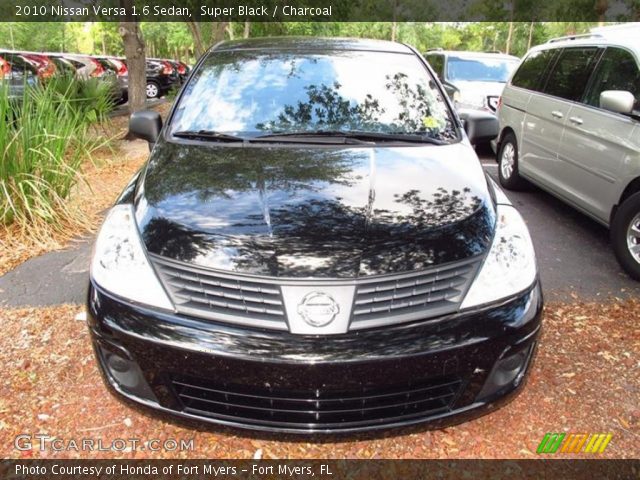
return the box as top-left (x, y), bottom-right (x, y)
top-left (170, 50), bottom-right (457, 142)
top-left (447, 56), bottom-right (519, 83)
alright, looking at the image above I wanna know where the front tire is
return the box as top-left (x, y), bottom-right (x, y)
top-left (611, 192), bottom-right (640, 280)
top-left (498, 133), bottom-right (527, 190)
top-left (146, 81), bottom-right (160, 99)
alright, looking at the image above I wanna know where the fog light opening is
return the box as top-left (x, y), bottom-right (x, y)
top-left (106, 353), bottom-right (140, 389)
top-left (477, 343), bottom-right (535, 401)
top-left (96, 344), bottom-right (158, 402)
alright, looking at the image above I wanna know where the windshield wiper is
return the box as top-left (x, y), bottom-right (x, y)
top-left (173, 130), bottom-right (247, 142)
top-left (254, 130), bottom-right (445, 145)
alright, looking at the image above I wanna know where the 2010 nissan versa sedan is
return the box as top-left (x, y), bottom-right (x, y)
top-left (87, 38), bottom-right (542, 433)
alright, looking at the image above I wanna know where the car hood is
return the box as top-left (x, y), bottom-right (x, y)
top-left (135, 140), bottom-right (495, 278)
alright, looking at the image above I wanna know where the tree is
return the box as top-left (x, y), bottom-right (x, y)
top-left (119, 0), bottom-right (146, 114)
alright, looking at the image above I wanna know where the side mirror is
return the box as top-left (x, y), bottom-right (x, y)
top-left (600, 90), bottom-right (635, 115)
top-left (129, 110), bottom-right (162, 147)
top-left (458, 109), bottom-right (499, 144)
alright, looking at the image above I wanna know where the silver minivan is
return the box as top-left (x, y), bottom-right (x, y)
top-left (497, 23), bottom-right (640, 279)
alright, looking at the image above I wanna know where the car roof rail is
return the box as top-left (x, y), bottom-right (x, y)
top-left (547, 33), bottom-right (603, 43)
top-left (425, 48), bottom-right (443, 52)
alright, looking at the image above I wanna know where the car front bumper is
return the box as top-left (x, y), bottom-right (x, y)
top-left (87, 280), bottom-right (542, 434)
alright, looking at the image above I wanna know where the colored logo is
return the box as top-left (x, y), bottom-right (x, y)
top-left (536, 433), bottom-right (612, 454)
top-left (296, 291), bottom-right (340, 327)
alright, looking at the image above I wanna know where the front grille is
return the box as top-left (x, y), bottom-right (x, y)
top-left (171, 374), bottom-right (463, 430)
top-left (151, 254), bottom-right (480, 332)
top-left (151, 255), bottom-right (288, 331)
top-left (350, 258), bottom-right (479, 329)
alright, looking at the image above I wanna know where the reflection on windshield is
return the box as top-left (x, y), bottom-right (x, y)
top-left (447, 57), bottom-right (519, 83)
top-left (170, 51), bottom-right (456, 142)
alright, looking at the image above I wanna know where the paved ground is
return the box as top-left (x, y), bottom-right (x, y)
top-left (1, 150), bottom-right (639, 307)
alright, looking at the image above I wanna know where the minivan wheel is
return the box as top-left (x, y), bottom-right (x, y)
top-left (146, 82), bottom-right (160, 99)
top-left (611, 192), bottom-right (640, 280)
top-left (498, 133), bottom-right (526, 190)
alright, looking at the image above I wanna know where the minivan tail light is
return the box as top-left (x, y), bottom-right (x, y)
top-left (177, 63), bottom-right (186, 74)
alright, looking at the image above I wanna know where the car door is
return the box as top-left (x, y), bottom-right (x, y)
top-left (554, 46), bottom-right (640, 224)
top-left (519, 47), bottom-right (600, 189)
top-left (506, 48), bottom-right (559, 184)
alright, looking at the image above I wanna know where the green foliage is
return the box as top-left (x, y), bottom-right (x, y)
top-left (0, 77), bottom-right (114, 227)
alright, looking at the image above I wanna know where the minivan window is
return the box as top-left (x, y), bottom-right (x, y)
top-left (543, 47), bottom-right (600, 102)
top-left (447, 56), bottom-right (519, 83)
top-left (584, 47), bottom-right (639, 112)
top-left (170, 50), bottom-right (457, 142)
top-left (511, 49), bottom-right (557, 91)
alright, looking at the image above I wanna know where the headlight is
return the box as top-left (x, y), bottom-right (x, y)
top-left (90, 204), bottom-right (174, 310)
top-left (461, 205), bottom-right (537, 309)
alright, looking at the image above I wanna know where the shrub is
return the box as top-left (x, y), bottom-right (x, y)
top-left (0, 77), bottom-right (115, 228)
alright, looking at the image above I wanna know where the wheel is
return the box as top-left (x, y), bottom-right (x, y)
top-left (611, 192), bottom-right (640, 280)
top-left (146, 82), bottom-right (160, 99)
top-left (498, 132), bottom-right (527, 190)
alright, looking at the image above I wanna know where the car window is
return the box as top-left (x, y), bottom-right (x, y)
top-left (447, 56), bottom-right (519, 83)
top-left (171, 50), bottom-right (457, 142)
top-left (584, 47), bottom-right (639, 112)
top-left (543, 47), bottom-right (600, 102)
top-left (425, 54), bottom-right (444, 79)
top-left (511, 49), bottom-right (557, 91)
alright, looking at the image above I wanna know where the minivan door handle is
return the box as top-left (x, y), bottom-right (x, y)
top-left (551, 110), bottom-right (564, 119)
top-left (569, 116), bottom-right (583, 125)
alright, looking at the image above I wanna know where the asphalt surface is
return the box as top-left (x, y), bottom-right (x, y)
top-left (1, 149), bottom-right (639, 307)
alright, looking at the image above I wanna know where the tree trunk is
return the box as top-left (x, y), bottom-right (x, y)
top-left (505, 22), bottom-right (514, 55)
top-left (244, 21), bottom-right (251, 38)
top-left (527, 21), bottom-right (534, 50)
top-left (595, 0), bottom-right (608, 25)
top-left (119, 18), bottom-right (146, 115)
top-left (211, 22), bottom-right (229, 44)
top-left (187, 21), bottom-right (205, 58)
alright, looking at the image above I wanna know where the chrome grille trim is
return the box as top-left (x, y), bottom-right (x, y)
top-left (150, 254), bottom-right (481, 331)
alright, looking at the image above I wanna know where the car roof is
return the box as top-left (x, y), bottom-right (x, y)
top-left (211, 37), bottom-right (414, 55)
top-left (534, 23), bottom-right (640, 56)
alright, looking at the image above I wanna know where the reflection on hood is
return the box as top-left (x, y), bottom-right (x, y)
top-left (136, 141), bottom-right (495, 278)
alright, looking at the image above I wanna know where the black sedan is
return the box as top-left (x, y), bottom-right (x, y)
top-left (87, 37), bottom-right (542, 433)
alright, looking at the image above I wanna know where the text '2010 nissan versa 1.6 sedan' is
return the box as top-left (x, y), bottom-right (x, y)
top-left (87, 38), bottom-right (542, 433)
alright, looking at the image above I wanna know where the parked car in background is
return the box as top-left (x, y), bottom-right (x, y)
top-left (166, 59), bottom-right (190, 84)
top-left (424, 50), bottom-right (520, 114)
top-left (95, 56), bottom-right (128, 104)
top-left (88, 37), bottom-right (541, 433)
top-left (49, 56), bottom-right (77, 76)
top-left (0, 51), bottom-right (38, 98)
top-left (497, 23), bottom-right (640, 279)
top-left (145, 58), bottom-right (180, 98)
top-left (20, 52), bottom-right (57, 80)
